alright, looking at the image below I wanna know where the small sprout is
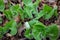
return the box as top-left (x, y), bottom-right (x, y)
top-left (24, 22), bottom-right (30, 29)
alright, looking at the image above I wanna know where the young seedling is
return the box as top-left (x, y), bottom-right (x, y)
top-left (0, 20), bottom-right (17, 38)
top-left (25, 20), bottom-right (58, 40)
top-left (4, 4), bottom-right (19, 20)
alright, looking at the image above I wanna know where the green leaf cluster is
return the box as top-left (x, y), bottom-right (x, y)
top-left (35, 4), bottom-right (58, 20)
top-left (19, 0), bottom-right (41, 20)
top-left (25, 20), bottom-right (58, 40)
top-left (4, 4), bottom-right (19, 20)
top-left (0, 0), bottom-right (57, 20)
top-left (0, 20), bottom-right (17, 38)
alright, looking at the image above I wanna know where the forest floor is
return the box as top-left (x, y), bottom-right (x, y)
top-left (0, 0), bottom-right (60, 40)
